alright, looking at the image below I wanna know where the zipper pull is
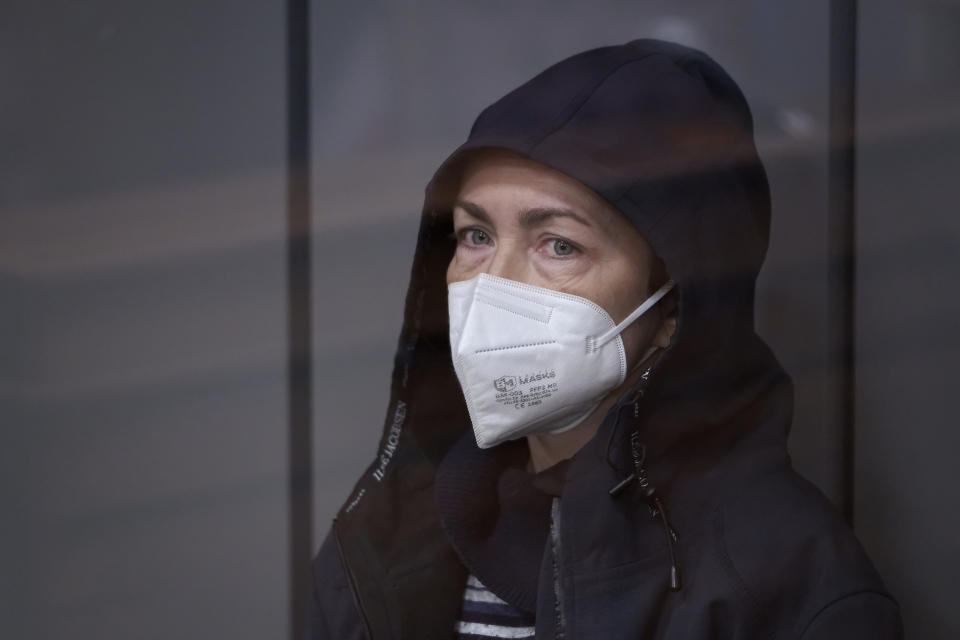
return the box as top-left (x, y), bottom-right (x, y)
top-left (608, 430), bottom-right (645, 496)
top-left (607, 431), bottom-right (683, 592)
top-left (608, 472), bottom-right (636, 497)
top-left (652, 494), bottom-right (682, 591)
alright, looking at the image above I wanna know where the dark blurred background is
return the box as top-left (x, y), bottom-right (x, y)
top-left (2, 1), bottom-right (958, 638)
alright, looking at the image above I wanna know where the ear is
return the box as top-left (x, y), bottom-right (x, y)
top-left (653, 315), bottom-right (676, 348)
top-left (652, 289), bottom-right (677, 348)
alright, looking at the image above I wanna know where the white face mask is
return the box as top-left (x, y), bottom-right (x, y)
top-left (447, 273), bottom-right (675, 449)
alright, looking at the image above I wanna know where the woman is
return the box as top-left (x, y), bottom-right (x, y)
top-left (307, 38), bottom-right (902, 639)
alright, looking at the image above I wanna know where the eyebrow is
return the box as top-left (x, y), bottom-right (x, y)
top-left (453, 200), bottom-right (594, 229)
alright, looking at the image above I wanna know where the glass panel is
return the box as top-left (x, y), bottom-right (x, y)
top-left (856, 1), bottom-right (960, 638)
top-left (1, 4), bottom-right (289, 638)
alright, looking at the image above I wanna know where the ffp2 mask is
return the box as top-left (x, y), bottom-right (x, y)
top-left (448, 273), bottom-right (674, 448)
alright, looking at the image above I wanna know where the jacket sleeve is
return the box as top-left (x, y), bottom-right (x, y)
top-left (799, 591), bottom-right (904, 640)
top-left (304, 528), bottom-right (367, 640)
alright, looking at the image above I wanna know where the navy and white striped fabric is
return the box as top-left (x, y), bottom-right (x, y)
top-left (453, 575), bottom-right (535, 639)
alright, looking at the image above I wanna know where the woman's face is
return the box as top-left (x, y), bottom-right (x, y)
top-left (446, 150), bottom-right (674, 371)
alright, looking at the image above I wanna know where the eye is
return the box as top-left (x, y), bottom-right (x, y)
top-left (548, 238), bottom-right (577, 257)
top-left (464, 228), bottom-right (491, 246)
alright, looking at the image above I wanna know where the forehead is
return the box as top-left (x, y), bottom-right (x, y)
top-left (454, 150), bottom-right (623, 229)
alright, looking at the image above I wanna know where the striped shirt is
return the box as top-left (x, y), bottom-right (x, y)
top-left (453, 575), bottom-right (535, 639)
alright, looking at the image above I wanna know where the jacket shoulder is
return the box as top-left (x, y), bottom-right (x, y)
top-left (717, 468), bottom-right (901, 638)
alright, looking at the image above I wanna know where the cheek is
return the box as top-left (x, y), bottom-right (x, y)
top-left (532, 255), bottom-right (587, 281)
top-left (618, 313), bottom-right (657, 364)
top-left (447, 245), bottom-right (491, 283)
top-left (612, 308), bottom-right (667, 375)
top-left (594, 263), bottom-right (656, 365)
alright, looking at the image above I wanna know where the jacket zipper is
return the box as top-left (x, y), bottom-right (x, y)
top-left (550, 497), bottom-right (567, 639)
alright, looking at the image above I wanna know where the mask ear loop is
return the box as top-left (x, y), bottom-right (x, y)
top-left (589, 280), bottom-right (675, 352)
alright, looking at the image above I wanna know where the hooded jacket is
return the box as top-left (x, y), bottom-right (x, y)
top-left (307, 39), bottom-right (903, 639)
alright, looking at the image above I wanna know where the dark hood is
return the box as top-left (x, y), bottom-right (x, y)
top-left (377, 37), bottom-right (786, 466)
top-left (329, 38), bottom-right (793, 636)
